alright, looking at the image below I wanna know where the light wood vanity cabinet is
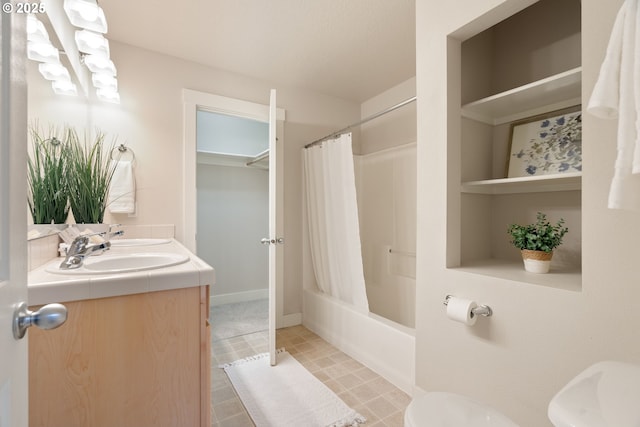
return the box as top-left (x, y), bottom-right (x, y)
top-left (29, 286), bottom-right (211, 427)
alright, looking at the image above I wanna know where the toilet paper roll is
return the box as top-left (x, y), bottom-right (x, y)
top-left (446, 297), bottom-right (478, 325)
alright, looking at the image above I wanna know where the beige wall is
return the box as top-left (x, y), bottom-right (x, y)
top-left (27, 41), bottom-right (361, 317)
top-left (358, 77), bottom-right (416, 155)
top-left (197, 164), bottom-right (269, 299)
top-left (416, 0), bottom-right (638, 426)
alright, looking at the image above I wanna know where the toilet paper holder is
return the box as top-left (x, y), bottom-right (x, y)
top-left (443, 295), bottom-right (493, 317)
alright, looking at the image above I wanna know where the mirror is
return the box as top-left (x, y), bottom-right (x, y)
top-left (27, 224), bottom-right (67, 241)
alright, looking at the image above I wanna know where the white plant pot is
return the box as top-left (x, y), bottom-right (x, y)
top-left (522, 258), bottom-right (551, 274)
top-left (521, 249), bottom-right (553, 274)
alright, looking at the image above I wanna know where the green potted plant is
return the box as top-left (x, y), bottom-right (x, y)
top-left (507, 212), bottom-right (568, 273)
top-left (66, 128), bottom-right (119, 224)
top-left (27, 124), bottom-right (70, 226)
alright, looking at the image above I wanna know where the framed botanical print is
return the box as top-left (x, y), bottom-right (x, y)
top-left (506, 109), bottom-right (582, 178)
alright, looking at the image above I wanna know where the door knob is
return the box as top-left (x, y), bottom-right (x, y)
top-left (13, 302), bottom-right (67, 340)
top-left (261, 237), bottom-right (284, 245)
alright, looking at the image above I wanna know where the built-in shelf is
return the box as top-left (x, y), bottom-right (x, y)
top-left (456, 1), bottom-right (582, 290)
top-left (461, 172), bottom-right (581, 194)
top-left (196, 150), bottom-right (268, 168)
top-left (452, 259), bottom-right (582, 292)
top-left (462, 67), bottom-right (582, 125)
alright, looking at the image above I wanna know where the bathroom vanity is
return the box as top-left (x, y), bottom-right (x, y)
top-left (27, 239), bottom-right (214, 427)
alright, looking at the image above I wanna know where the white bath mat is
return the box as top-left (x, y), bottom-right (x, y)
top-left (221, 349), bottom-right (366, 427)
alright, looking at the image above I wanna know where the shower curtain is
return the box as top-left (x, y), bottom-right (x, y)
top-left (304, 133), bottom-right (369, 312)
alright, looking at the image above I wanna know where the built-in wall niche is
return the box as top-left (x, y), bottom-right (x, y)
top-left (452, 0), bottom-right (582, 291)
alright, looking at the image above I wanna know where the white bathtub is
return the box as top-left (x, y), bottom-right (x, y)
top-left (302, 288), bottom-right (415, 394)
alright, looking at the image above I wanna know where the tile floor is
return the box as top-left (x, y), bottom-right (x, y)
top-left (212, 325), bottom-right (411, 427)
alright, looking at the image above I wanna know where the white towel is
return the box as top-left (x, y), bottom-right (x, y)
top-left (108, 160), bottom-right (136, 214)
top-left (587, 0), bottom-right (640, 211)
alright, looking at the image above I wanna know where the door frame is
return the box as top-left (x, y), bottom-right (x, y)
top-left (181, 89), bottom-right (286, 325)
top-left (0, 9), bottom-right (29, 427)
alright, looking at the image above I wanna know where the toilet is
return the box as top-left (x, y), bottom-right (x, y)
top-left (404, 360), bottom-right (640, 426)
top-left (404, 392), bottom-right (519, 427)
top-left (547, 360), bottom-right (640, 426)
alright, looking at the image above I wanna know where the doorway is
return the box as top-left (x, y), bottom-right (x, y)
top-left (196, 110), bottom-right (269, 340)
top-left (182, 89), bottom-right (285, 363)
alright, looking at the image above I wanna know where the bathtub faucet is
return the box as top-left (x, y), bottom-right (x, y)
top-left (59, 235), bottom-right (111, 270)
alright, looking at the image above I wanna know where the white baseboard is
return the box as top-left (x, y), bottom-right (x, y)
top-left (278, 312), bottom-right (302, 328)
top-left (210, 292), bottom-right (301, 331)
top-left (211, 289), bottom-right (268, 306)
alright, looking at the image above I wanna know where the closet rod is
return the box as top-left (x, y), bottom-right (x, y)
top-left (245, 148), bottom-right (270, 167)
top-left (304, 96), bottom-right (416, 149)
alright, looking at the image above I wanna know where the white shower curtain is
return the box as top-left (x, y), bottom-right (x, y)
top-left (304, 133), bottom-right (369, 312)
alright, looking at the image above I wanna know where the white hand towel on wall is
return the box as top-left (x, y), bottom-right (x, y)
top-left (108, 160), bottom-right (136, 214)
top-left (587, 0), bottom-right (640, 211)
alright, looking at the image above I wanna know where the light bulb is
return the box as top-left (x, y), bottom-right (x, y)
top-left (39, 62), bottom-right (71, 81)
top-left (75, 29), bottom-right (109, 56)
top-left (27, 14), bottom-right (49, 42)
top-left (27, 41), bottom-right (60, 62)
top-left (63, 0), bottom-right (108, 33)
top-left (83, 54), bottom-right (116, 75)
top-left (52, 80), bottom-right (78, 96)
top-left (96, 88), bottom-right (120, 103)
top-left (76, 3), bottom-right (98, 21)
top-left (92, 73), bottom-right (117, 90)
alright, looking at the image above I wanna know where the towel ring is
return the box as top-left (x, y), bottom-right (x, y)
top-left (111, 144), bottom-right (135, 162)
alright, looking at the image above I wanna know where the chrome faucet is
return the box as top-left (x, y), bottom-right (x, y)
top-left (59, 235), bottom-right (111, 270)
top-left (107, 224), bottom-right (124, 239)
top-left (108, 229), bottom-right (125, 239)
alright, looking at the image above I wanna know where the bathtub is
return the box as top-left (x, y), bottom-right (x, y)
top-left (302, 288), bottom-right (415, 394)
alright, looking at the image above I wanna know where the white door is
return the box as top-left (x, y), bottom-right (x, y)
top-left (0, 10), bottom-right (29, 427)
top-left (267, 89), bottom-right (281, 366)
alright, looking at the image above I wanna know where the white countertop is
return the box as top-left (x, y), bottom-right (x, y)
top-left (28, 239), bottom-right (215, 306)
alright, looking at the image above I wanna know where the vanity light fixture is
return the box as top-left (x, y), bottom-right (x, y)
top-left (67, 2), bottom-right (121, 103)
top-left (63, 0), bottom-right (108, 33)
top-left (26, 14), bottom-right (77, 97)
top-left (27, 1), bottom-right (120, 102)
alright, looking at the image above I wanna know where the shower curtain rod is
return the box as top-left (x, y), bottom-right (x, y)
top-left (304, 96), bottom-right (416, 149)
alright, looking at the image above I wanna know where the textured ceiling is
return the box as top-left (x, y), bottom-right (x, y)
top-left (100, 0), bottom-right (416, 103)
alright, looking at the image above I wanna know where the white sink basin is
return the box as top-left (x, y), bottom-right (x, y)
top-left (46, 252), bottom-right (190, 275)
top-left (109, 238), bottom-right (172, 247)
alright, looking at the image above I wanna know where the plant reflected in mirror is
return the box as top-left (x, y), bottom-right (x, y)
top-left (27, 123), bottom-right (71, 224)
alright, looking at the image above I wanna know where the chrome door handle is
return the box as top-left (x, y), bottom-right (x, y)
top-left (261, 237), bottom-right (284, 245)
top-left (13, 302), bottom-right (67, 340)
